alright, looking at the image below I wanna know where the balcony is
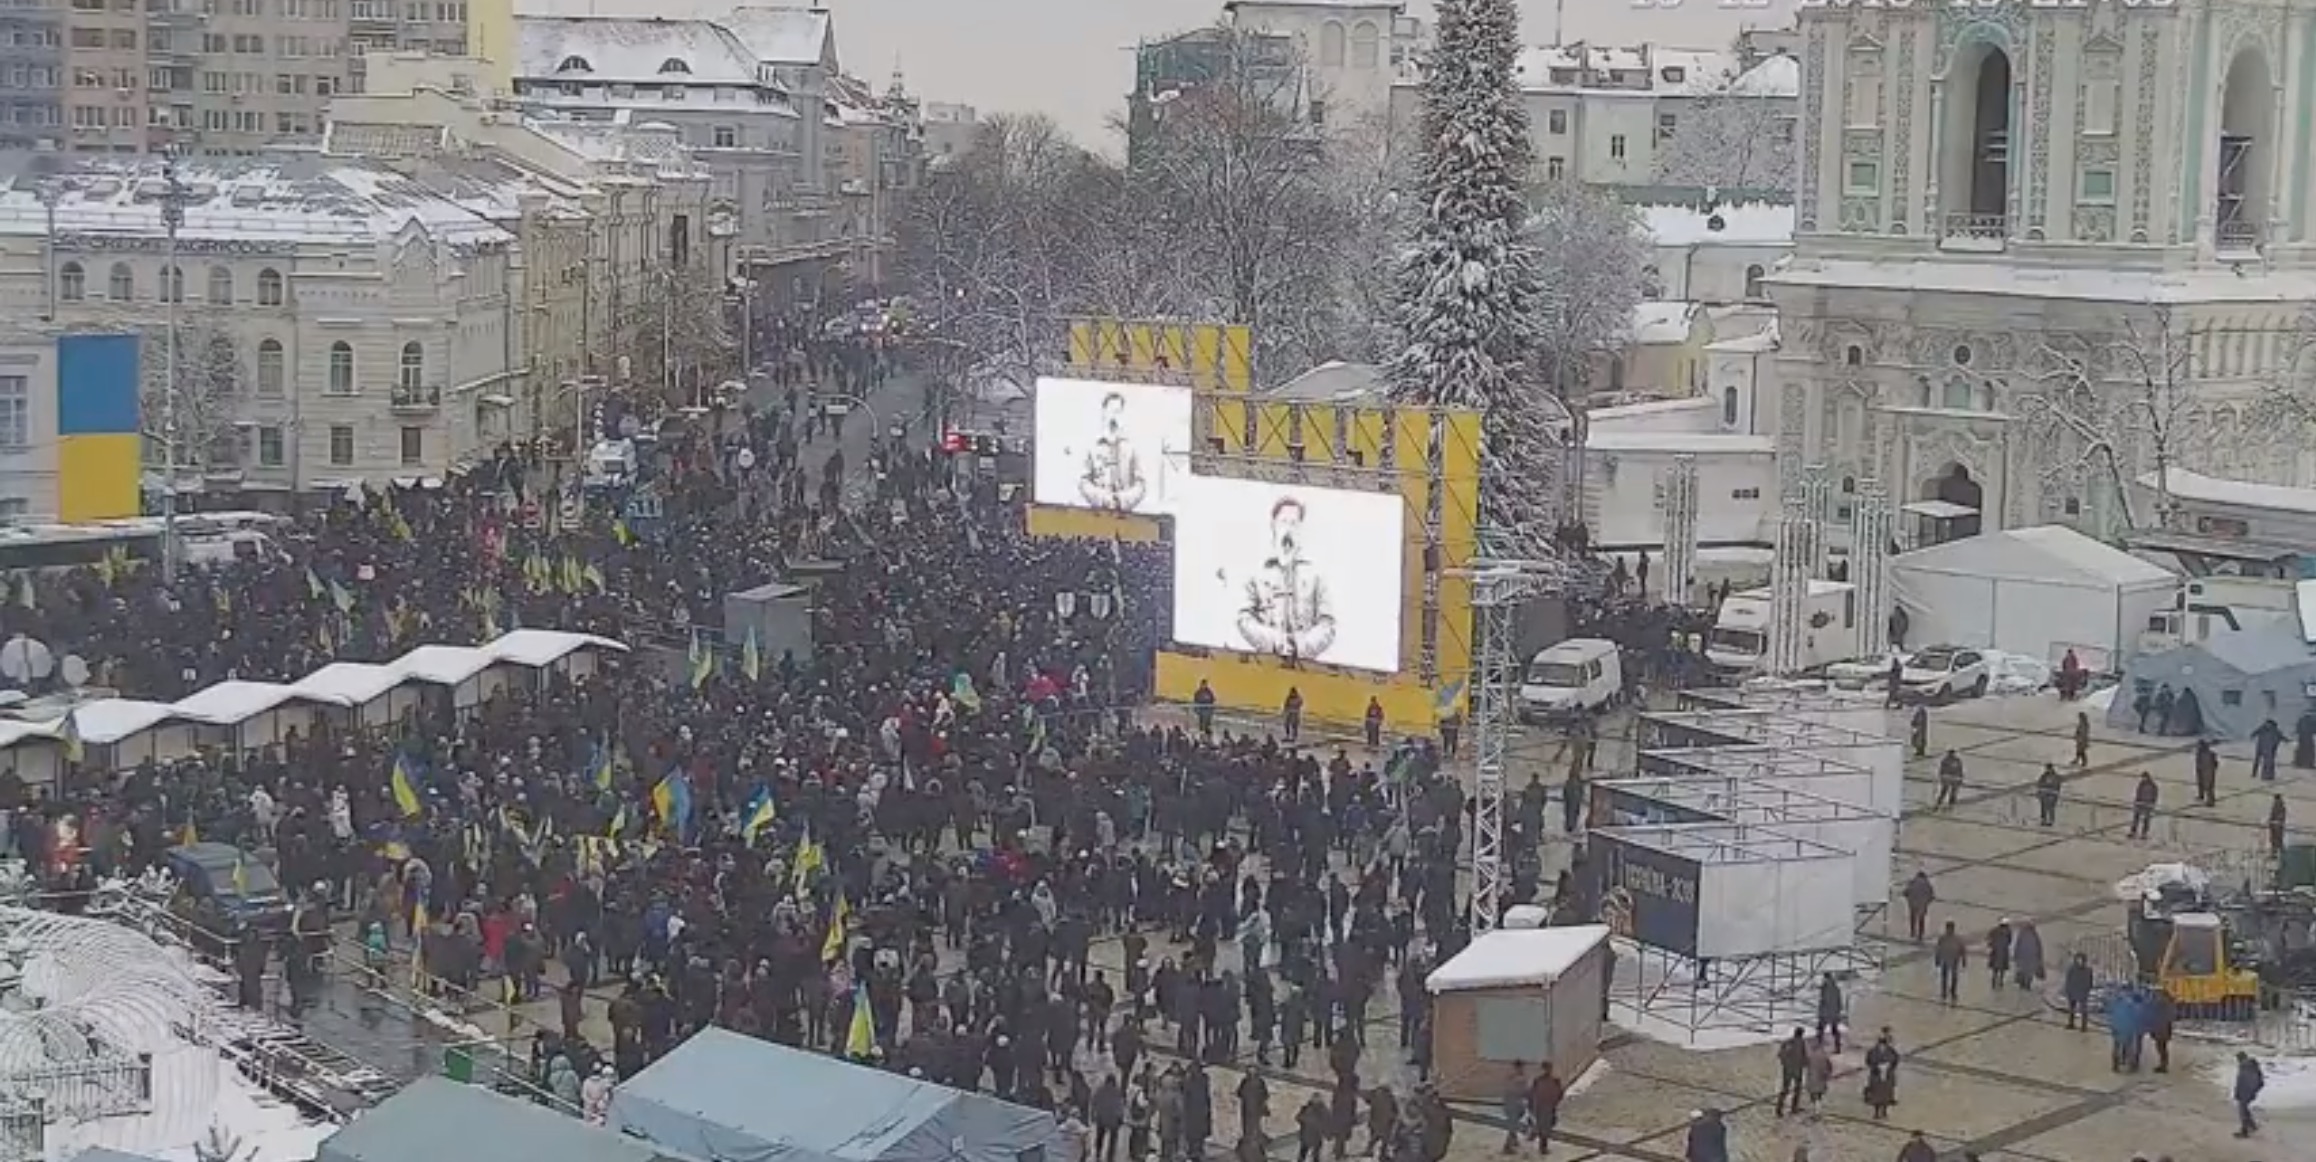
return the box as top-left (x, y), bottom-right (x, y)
top-left (390, 382), bottom-right (441, 412)
top-left (2216, 215), bottom-right (2262, 254)
top-left (1938, 212), bottom-right (2007, 253)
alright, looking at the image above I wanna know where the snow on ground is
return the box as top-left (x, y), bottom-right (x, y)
top-left (2206, 1052), bottom-right (2316, 1111)
top-left (2084, 683), bottom-right (2118, 713)
top-left (42, 1042), bottom-right (332, 1162)
top-left (1981, 650), bottom-right (2052, 695)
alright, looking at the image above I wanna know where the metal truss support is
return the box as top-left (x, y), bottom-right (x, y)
top-left (1461, 550), bottom-right (1548, 933)
top-left (1659, 454), bottom-right (1699, 606)
top-left (1799, 463), bottom-right (1831, 581)
top-left (1850, 477), bottom-right (1893, 657)
top-left (1768, 497), bottom-right (1813, 677)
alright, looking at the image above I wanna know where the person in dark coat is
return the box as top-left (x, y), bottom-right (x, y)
top-left (1933, 921), bottom-right (1966, 1003)
top-left (2148, 988), bottom-right (2176, 1073)
top-left (2033, 764), bottom-right (2062, 827)
top-left (1528, 1063), bottom-right (1564, 1154)
top-left (2194, 739), bottom-right (2220, 806)
top-left (1896, 1130), bottom-right (1936, 1162)
top-left (2234, 1051), bottom-right (2265, 1137)
top-left (2129, 772), bottom-right (2159, 839)
top-left (2295, 706), bottom-right (2316, 768)
top-left (1902, 871), bottom-right (1935, 942)
top-left (1774, 1029), bottom-right (1808, 1116)
top-left (1985, 918), bottom-right (2013, 991)
top-left (1681, 1109), bottom-right (1727, 1162)
top-left (2061, 952), bottom-right (2095, 1030)
top-left (1295, 1093), bottom-right (1330, 1162)
top-left (1093, 1075), bottom-right (1127, 1162)
top-left (1863, 1028), bottom-right (1901, 1113)
top-left (1814, 973), bottom-right (1845, 1053)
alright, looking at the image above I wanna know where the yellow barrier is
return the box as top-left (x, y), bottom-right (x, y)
top-left (1024, 505), bottom-right (1165, 542)
top-left (1154, 649), bottom-right (1446, 730)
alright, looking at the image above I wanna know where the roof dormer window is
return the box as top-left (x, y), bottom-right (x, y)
top-left (658, 57), bottom-right (690, 74)
top-left (1661, 66), bottom-right (1686, 83)
top-left (555, 54), bottom-right (591, 74)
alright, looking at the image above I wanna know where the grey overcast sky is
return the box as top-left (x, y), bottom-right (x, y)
top-left (522, 1), bottom-right (1799, 149)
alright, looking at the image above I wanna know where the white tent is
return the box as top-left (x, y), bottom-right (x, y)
top-left (1890, 525), bottom-right (2177, 670)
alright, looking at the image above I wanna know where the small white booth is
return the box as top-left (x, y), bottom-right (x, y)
top-left (169, 680), bottom-right (341, 751)
top-left (1425, 925), bottom-right (1611, 1102)
top-left (71, 699), bottom-right (197, 773)
top-left (389, 645), bottom-right (508, 710)
top-left (0, 720), bottom-right (63, 791)
top-left (290, 663), bottom-right (422, 730)
top-left (481, 629), bottom-right (628, 684)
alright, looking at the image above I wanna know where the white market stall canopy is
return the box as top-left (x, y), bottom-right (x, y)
top-left (0, 629), bottom-right (629, 764)
top-left (1427, 925), bottom-right (1610, 994)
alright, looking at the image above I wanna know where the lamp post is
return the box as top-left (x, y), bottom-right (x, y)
top-left (159, 148), bottom-right (187, 585)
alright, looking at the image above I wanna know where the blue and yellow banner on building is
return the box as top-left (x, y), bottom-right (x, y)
top-left (55, 333), bottom-right (141, 523)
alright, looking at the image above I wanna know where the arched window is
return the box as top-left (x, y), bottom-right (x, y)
top-left (1319, 21), bottom-right (1345, 67)
top-left (256, 338), bottom-right (284, 398)
top-left (160, 264), bottom-right (184, 304)
top-left (657, 57), bottom-right (690, 74)
top-left (256, 267), bottom-right (284, 306)
top-left (556, 54), bottom-right (591, 73)
top-left (59, 261), bottom-right (84, 302)
top-left (328, 340), bottom-right (354, 395)
top-left (1844, 344), bottom-right (1864, 366)
top-left (399, 341), bottom-right (423, 390)
top-left (1350, 21), bottom-right (1380, 69)
top-left (108, 262), bottom-right (134, 301)
top-left (207, 265), bottom-right (233, 305)
top-left (1943, 377), bottom-right (1974, 410)
top-left (1722, 385), bottom-right (1740, 427)
top-left (1743, 264), bottom-right (1766, 300)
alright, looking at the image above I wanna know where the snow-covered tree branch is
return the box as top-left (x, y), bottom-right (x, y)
top-left (618, 268), bottom-right (737, 408)
top-left (1656, 75), bottom-right (1798, 196)
top-left (1529, 179), bottom-right (1651, 402)
top-left (2025, 307), bottom-right (2202, 532)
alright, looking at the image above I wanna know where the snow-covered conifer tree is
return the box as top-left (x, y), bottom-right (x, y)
top-left (1382, 0), bottom-right (1569, 546)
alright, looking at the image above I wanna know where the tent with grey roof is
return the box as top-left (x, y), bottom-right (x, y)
top-left (2108, 633), bottom-right (2316, 741)
top-left (609, 1028), bottom-right (1064, 1162)
top-left (318, 1077), bottom-right (692, 1162)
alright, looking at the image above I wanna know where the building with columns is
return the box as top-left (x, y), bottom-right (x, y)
top-left (1764, 0), bottom-right (2316, 544)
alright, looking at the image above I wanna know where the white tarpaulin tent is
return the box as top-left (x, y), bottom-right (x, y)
top-left (1890, 525), bottom-right (2176, 669)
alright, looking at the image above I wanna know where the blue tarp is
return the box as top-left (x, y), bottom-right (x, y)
top-left (320, 1077), bottom-right (687, 1162)
top-left (609, 1029), bottom-right (1063, 1162)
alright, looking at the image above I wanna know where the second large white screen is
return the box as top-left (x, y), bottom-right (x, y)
top-left (1172, 476), bottom-right (1405, 672)
top-left (1031, 377), bottom-right (1194, 515)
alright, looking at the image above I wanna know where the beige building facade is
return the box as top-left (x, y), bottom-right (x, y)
top-left (1765, 0), bottom-right (2316, 541)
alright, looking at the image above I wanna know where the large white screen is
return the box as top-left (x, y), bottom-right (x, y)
top-left (1172, 476), bottom-right (1405, 673)
top-left (1032, 377), bottom-right (1194, 514)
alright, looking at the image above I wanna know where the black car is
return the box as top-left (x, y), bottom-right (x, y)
top-left (164, 842), bottom-right (291, 935)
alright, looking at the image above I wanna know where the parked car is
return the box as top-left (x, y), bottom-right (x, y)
top-left (1898, 645), bottom-right (1992, 701)
top-left (165, 842), bottom-right (290, 941)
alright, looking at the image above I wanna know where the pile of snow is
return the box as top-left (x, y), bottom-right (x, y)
top-left (2112, 861), bottom-right (2211, 902)
top-left (1983, 650), bottom-right (2052, 695)
top-left (2084, 684), bottom-right (2118, 713)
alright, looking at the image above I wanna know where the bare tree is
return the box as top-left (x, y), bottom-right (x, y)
top-left (134, 322), bottom-right (242, 478)
top-left (620, 269), bottom-right (736, 408)
top-left (2024, 306), bottom-right (2202, 532)
top-left (1529, 179), bottom-right (1651, 407)
top-left (1656, 75), bottom-right (1798, 196)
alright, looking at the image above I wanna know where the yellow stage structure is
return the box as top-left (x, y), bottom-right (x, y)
top-left (1025, 318), bottom-right (1255, 541)
top-left (1151, 394), bottom-right (1483, 731)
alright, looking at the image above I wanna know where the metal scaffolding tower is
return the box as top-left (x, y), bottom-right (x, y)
top-left (1660, 454), bottom-right (1699, 606)
top-left (1768, 493), bottom-right (1815, 676)
top-left (1850, 477), bottom-right (1893, 657)
top-left (1458, 548), bottom-right (1552, 933)
top-left (1799, 463), bottom-right (1831, 581)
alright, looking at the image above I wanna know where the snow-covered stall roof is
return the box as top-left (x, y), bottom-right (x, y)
top-left (1427, 925), bottom-right (1610, 993)
top-left (388, 645), bottom-right (499, 687)
top-left (481, 629), bottom-right (630, 668)
top-left (2140, 468), bottom-right (2316, 516)
top-left (1891, 525), bottom-right (2175, 589)
top-left (0, 720), bottom-right (56, 749)
top-left (289, 662), bottom-right (410, 706)
top-left (67, 700), bottom-right (181, 745)
top-left (320, 1077), bottom-right (683, 1162)
top-left (170, 680), bottom-right (329, 725)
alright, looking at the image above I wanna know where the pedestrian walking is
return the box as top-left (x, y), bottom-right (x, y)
top-left (1933, 922), bottom-right (1966, 1003)
top-left (2234, 1051), bottom-right (2265, 1137)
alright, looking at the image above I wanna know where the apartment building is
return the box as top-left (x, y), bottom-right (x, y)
top-left (1221, 0), bottom-right (1422, 134)
top-left (1, 0), bottom-right (64, 151)
top-left (0, 154), bottom-right (521, 492)
top-left (1386, 42), bottom-right (1798, 193)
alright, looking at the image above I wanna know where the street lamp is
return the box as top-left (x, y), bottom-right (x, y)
top-left (158, 148), bottom-right (187, 585)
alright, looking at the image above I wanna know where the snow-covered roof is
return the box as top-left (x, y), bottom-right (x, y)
top-left (0, 158), bottom-right (512, 249)
top-left (2140, 468), bottom-right (2316, 516)
top-left (1705, 317), bottom-right (1779, 353)
top-left (0, 719), bottom-right (57, 750)
top-left (1514, 44), bottom-right (1737, 94)
top-left (1770, 257), bottom-right (2316, 305)
top-left (68, 699), bottom-right (182, 745)
top-left (388, 645), bottom-right (500, 686)
top-left (1266, 360), bottom-right (1386, 402)
top-left (1586, 431), bottom-right (1774, 454)
top-left (290, 662), bottom-right (410, 706)
top-left (1729, 55), bottom-right (1800, 98)
top-left (1893, 525), bottom-right (2177, 589)
top-left (721, 6), bottom-right (830, 65)
top-left (517, 16), bottom-right (767, 85)
top-left (1643, 201), bottom-right (1794, 248)
top-left (482, 629), bottom-right (630, 668)
top-left (1630, 301), bottom-right (1699, 345)
top-left (1426, 925), bottom-right (1609, 993)
top-left (170, 680), bottom-right (322, 724)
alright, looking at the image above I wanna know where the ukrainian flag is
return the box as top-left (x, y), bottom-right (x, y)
top-left (791, 829), bottom-right (825, 893)
top-left (823, 892), bottom-right (851, 964)
top-left (607, 802), bottom-right (629, 838)
top-left (844, 980), bottom-right (875, 1058)
top-left (651, 770), bottom-right (692, 838)
top-left (687, 632), bottom-right (716, 690)
top-left (741, 786), bottom-right (777, 846)
top-left (741, 625), bottom-right (762, 683)
top-left (589, 740), bottom-right (616, 794)
top-left (390, 754), bottom-right (424, 818)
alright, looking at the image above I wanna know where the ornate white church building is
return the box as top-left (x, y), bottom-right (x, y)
top-left (1763, 0), bottom-right (2316, 539)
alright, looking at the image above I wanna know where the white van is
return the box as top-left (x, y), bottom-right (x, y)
top-left (1518, 638), bottom-right (1623, 722)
